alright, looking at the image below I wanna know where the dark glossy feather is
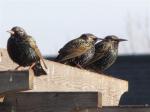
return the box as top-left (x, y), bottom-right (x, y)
top-left (56, 34), bottom-right (97, 67)
top-left (85, 38), bottom-right (119, 71)
top-left (7, 34), bottom-right (47, 76)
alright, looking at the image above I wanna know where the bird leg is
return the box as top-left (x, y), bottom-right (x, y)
top-left (15, 66), bottom-right (21, 70)
top-left (29, 62), bottom-right (36, 70)
top-left (75, 63), bottom-right (83, 69)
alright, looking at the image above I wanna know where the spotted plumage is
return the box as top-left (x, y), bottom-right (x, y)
top-left (56, 33), bottom-right (100, 68)
top-left (85, 35), bottom-right (127, 72)
top-left (7, 26), bottom-right (48, 76)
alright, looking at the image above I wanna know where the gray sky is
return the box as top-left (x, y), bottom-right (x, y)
top-left (0, 0), bottom-right (150, 55)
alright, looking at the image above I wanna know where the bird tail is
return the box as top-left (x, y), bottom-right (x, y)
top-left (55, 54), bottom-right (67, 63)
top-left (32, 61), bottom-right (48, 76)
top-left (55, 55), bottom-right (68, 65)
top-left (55, 54), bottom-right (62, 62)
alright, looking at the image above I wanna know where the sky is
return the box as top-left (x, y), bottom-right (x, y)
top-left (0, 0), bottom-right (150, 56)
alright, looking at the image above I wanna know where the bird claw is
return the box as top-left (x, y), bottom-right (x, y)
top-left (75, 64), bottom-right (84, 69)
top-left (15, 66), bottom-right (21, 70)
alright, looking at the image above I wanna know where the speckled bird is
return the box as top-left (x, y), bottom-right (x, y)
top-left (56, 33), bottom-right (100, 68)
top-left (7, 26), bottom-right (48, 76)
top-left (85, 35), bottom-right (127, 72)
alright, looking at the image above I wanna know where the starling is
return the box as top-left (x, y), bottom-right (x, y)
top-left (56, 33), bottom-right (100, 68)
top-left (85, 35), bottom-right (127, 72)
top-left (7, 26), bottom-right (48, 76)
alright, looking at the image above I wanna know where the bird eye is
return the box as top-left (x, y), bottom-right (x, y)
top-left (81, 36), bottom-right (88, 40)
top-left (19, 30), bottom-right (24, 33)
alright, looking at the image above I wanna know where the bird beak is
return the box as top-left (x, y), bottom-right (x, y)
top-left (118, 38), bottom-right (127, 42)
top-left (7, 30), bottom-right (15, 35)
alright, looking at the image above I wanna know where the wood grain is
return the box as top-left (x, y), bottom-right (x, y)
top-left (0, 70), bottom-right (33, 95)
top-left (0, 103), bottom-right (11, 112)
top-left (102, 106), bottom-right (150, 112)
top-left (0, 48), bottom-right (128, 106)
top-left (73, 106), bottom-right (150, 112)
top-left (4, 92), bottom-right (101, 112)
top-left (29, 60), bottom-right (128, 106)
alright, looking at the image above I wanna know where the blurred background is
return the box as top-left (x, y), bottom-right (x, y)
top-left (0, 0), bottom-right (150, 105)
top-left (0, 0), bottom-right (150, 56)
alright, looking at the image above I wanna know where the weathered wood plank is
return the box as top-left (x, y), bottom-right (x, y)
top-left (0, 103), bottom-right (11, 112)
top-left (28, 61), bottom-right (128, 106)
top-left (75, 106), bottom-right (150, 112)
top-left (4, 92), bottom-right (101, 112)
top-left (0, 48), bottom-right (128, 106)
top-left (0, 71), bottom-right (33, 95)
top-left (72, 108), bottom-right (101, 112)
top-left (0, 48), bottom-right (18, 71)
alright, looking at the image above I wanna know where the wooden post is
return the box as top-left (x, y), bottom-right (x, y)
top-left (0, 103), bottom-right (11, 112)
top-left (0, 48), bottom-right (128, 110)
top-left (0, 70), bottom-right (33, 96)
top-left (0, 48), bottom-right (128, 106)
top-left (28, 61), bottom-right (128, 106)
top-left (73, 106), bottom-right (150, 112)
top-left (4, 92), bottom-right (102, 112)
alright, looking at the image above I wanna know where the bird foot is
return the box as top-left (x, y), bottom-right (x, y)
top-left (75, 64), bottom-right (84, 69)
top-left (29, 63), bottom-right (36, 70)
top-left (15, 66), bottom-right (21, 70)
top-left (14, 66), bottom-right (26, 71)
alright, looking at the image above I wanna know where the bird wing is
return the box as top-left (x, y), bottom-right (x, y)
top-left (25, 36), bottom-right (47, 69)
top-left (85, 41), bottom-right (109, 66)
top-left (58, 39), bottom-right (91, 62)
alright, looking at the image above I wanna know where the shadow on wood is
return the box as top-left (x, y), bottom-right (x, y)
top-left (0, 103), bottom-right (11, 112)
top-left (73, 106), bottom-right (150, 112)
